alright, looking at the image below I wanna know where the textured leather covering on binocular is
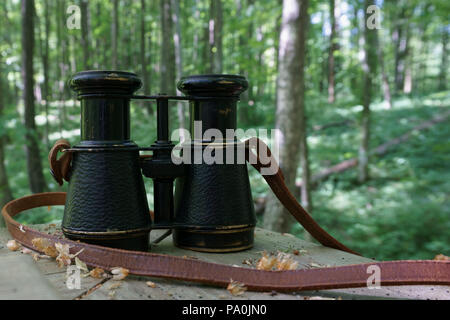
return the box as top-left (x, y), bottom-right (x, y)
top-left (63, 151), bottom-right (151, 234)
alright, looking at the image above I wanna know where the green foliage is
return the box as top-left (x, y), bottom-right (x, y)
top-left (1, 0), bottom-right (448, 261)
top-left (290, 92), bottom-right (450, 260)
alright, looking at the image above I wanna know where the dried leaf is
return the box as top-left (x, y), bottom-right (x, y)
top-left (308, 262), bottom-right (330, 268)
top-left (308, 262), bottom-right (322, 268)
top-left (227, 279), bottom-right (247, 296)
top-left (21, 248), bottom-right (33, 255)
top-left (43, 246), bottom-right (59, 258)
top-left (89, 268), bottom-right (106, 279)
top-left (256, 251), bottom-right (277, 271)
top-left (54, 243), bottom-right (72, 267)
top-left (31, 238), bottom-right (52, 251)
top-left (109, 282), bottom-right (122, 290)
top-left (111, 267), bottom-right (129, 281)
top-left (276, 252), bottom-right (299, 271)
top-left (242, 259), bottom-right (253, 266)
top-left (31, 237), bottom-right (58, 258)
top-left (7, 240), bottom-right (21, 251)
top-left (56, 255), bottom-right (71, 267)
top-left (54, 243), bottom-right (84, 267)
top-left (281, 233), bottom-right (296, 238)
top-left (434, 254), bottom-right (450, 261)
top-left (55, 242), bottom-right (71, 256)
top-left (75, 257), bottom-right (89, 273)
top-left (146, 281), bottom-right (157, 288)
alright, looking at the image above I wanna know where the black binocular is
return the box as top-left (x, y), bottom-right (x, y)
top-left (61, 71), bottom-right (255, 253)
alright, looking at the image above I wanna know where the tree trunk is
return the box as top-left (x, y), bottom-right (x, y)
top-left (236, 0), bottom-right (252, 125)
top-left (38, 0), bottom-right (51, 150)
top-left (0, 134), bottom-right (13, 227)
top-left (417, 4), bottom-right (430, 94)
top-left (112, 0), bottom-right (119, 70)
top-left (208, 0), bottom-right (223, 73)
top-left (393, 5), bottom-right (410, 94)
top-left (327, 0), bottom-right (337, 103)
top-left (94, 1), bottom-right (102, 69)
top-left (377, 35), bottom-right (392, 109)
top-left (22, 0), bottom-right (47, 193)
top-left (263, 0), bottom-right (310, 233)
top-left (80, 0), bottom-right (90, 70)
top-left (438, 27), bottom-right (448, 91)
top-left (192, 0), bottom-right (200, 67)
top-left (403, 53), bottom-right (412, 94)
top-left (140, 0), bottom-right (153, 115)
top-left (0, 61), bottom-right (13, 227)
top-left (172, 0), bottom-right (186, 134)
top-left (56, 0), bottom-right (68, 129)
top-left (160, 0), bottom-right (175, 95)
top-left (358, 0), bottom-right (377, 183)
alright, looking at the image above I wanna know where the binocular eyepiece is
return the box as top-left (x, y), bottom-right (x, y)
top-left (62, 71), bottom-right (256, 253)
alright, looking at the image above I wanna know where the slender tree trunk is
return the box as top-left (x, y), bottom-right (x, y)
top-left (140, 0), bottom-right (153, 115)
top-left (358, 0), bottom-right (377, 183)
top-left (22, 0), bottom-right (47, 193)
top-left (69, 31), bottom-right (77, 73)
top-left (0, 61), bottom-right (13, 227)
top-left (192, 1), bottom-right (200, 68)
top-left (403, 53), bottom-right (412, 94)
top-left (80, 0), bottom-right (90, 70)
top-left (171, 0), bottom-right (186, 134)
top-left (37, 0), bottom-right (51, 150)
top-left (112, 0), bottom-right (119, 70)
top-left (438, 27), bottom-right (448, 91)
top-left (160, 0), bottom-right (176, 134)
top-left (201, 9), bottom-right (210, 74)
top-left (393, 5), bottom-right (410, 93)
top-left (122, 1), bottom-right (132, 70)
top-left (94, 1), bottom-right (102, 69)
top-left (208, 0), bottom-right (223, 73)
top-left (264, 0), bottom-right (310, 233)
top-left (56, 0), bottom-right (68, 128)
top-left (377, 35), bottom-right (392, 109)
top-left (256, 26), bottom-right (266, 98)
top-left (236, 0), bottom-right (251, 125)
top-left (43, 0), bottom-right (50, 149)
top-left (417, 4), bottom-right (430, 93)
top-left (328, 0), bottom-right (337, 103)
top-left (160, 0), bottom-right (175, 95)
top-left (0, 134), bottom-right (12, 227)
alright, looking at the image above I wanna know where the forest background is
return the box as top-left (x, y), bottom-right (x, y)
top-left (0, 0), bottom-right (449, 260)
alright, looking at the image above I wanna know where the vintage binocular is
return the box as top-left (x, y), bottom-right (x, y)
top-left (61, 71), bottom-right (255, 253)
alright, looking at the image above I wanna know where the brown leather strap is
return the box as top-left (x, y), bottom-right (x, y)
top-left (2, 139), bottom-right (449, 292)
top-left (2, 192), bottom-right (449, 292)
top-left (49, 138), bottom-right (356, 254)
top-left (245, 137), bottom-right (358, 255)
top-left (48, 139), bottom-right (72, 186)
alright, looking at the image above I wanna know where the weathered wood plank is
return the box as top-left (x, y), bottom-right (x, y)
top-left (0, 237), bottom-right (60, 300)
top-left (1, 226), bottom-right (115, 300)
top-left (2, 226), bottom-right (449, 300)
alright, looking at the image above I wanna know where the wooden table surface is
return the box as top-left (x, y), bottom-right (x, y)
top-left (1, 225), bottom-right (449, 300)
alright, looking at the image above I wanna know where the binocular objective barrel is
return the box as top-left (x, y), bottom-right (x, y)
top-left (173, 75), bottom-right (256, 252)
top-left (64, 71), bottom-right (151, 251)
